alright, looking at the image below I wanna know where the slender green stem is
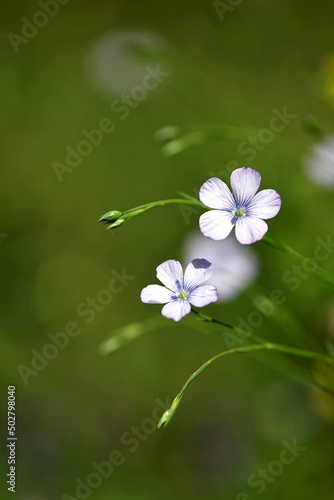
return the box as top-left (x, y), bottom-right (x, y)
top-left (99, 197), bottom-right (207, 228)
top-left (191, 308), bottom-right (267, 346)
top-left (245, 284), bottom-right (312, 349)
top-left (158, 341), bottom-right (334, 428)
top-left (190, 309), bottom-right (334, 394)
top-left (191, 308), bottom-right (334, 363)
top-left (122, 198), bottom-right (206, 220)
top-left (158, 124), bottom-right (262, 156)
top-left (263, 233), bottom-right (334, 289)
top-left (100, 195), bottom-right (334, 290)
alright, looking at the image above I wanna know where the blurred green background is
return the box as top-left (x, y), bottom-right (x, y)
top-left (1, 0), bottom-right (334, 498)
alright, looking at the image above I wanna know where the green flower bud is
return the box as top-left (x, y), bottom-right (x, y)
top-left (154, 125), bottom-right (181, 143)
top-left (160, 131), bottom-right (206, 157)
top-left (106, 219), bottom-right (126, 230)
top-left (303, 114), bottom-right (322, 135)
top-left (98, 210), bottom-right (123, 223)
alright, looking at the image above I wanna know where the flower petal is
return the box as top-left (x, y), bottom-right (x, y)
top-left (230, 167), bottom-right (261, 205)
top-left (140, 285), bottom-right (173, 304)
top-left (161, 300), bottom-right (191, 322)
top-left (199, 177), bottom-right (235, 210)
top-left (184, 259), bottom-right (213, 291)
top-left (247, 189), bottom-right (281, 219)
top-left (199, 210), bottom-right (234, 241)
top-left (188, 285), bottom-right (218, 307)
top-left (156, 259), bottom-right (183, 293)
top-left (235, 217), bottom-right (268, 245)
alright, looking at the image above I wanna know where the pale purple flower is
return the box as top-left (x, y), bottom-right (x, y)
top-left (199, 167), bottom-right (281, 245)
top-left (140, 259), bottom-right (218, 321)
top-left (303, 134), bottom-right (334, 188)
top-left (183, 232), bottom-right (259, 302)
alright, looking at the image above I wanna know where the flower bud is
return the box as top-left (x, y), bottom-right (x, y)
top-left (154, 125), bottom-right (181, 143)
top-left (303, 114), bottom-right (321, 135)
top-left (98, 210), bottom-right (123, 223)
top-left (106, 219), bottom-right (125, 230)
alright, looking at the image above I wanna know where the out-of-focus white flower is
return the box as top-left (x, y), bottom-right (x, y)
top-left (183, 232), bottom-right (260, 302)
top-left (303, 134), bottom-right (334, 188)
top-left (84, 29), bottom-right (170, 99)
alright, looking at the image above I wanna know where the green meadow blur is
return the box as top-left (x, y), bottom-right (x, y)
top-left (1, 0), bottom-right (334, 498)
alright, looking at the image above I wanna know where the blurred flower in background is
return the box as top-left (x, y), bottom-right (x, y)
top-left (313, 54), bottom-right (334, 109)
top-left (303, 134), bottom-right (334, 188)
top-left (183, 232), bottom-right (259, 302)
top-left (308, 298), bottom-right (334, 423)
top-left (84, 29), bottom-right (171, 99)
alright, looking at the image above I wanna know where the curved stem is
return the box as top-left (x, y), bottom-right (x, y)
top-left (190, 308), bottom-right (334, 397)
top-left (191, 308), bottom-right (267, 345)
top-left (263, 233), bottom-right (334, 289)
top-left (158, 341), bottom-right (334, 428)
top-left (245, 284), bottom-right (312, 350)
top-left (122, 198), bottom-right (206, 220)
top-left (100, 195), bottom-right (334, 290)
top-left (191, 308), bottom-right (334, 363)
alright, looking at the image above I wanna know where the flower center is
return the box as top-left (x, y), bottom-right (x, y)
top-left (233, 205), bottom-right (246, 218)
top-left (178, 290), bottom-right (189, 300)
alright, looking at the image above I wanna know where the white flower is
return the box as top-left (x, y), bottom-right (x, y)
top-left (303, 134), bottom-right (334, 188)
top-left (183, 232), bottom-right (259, 302)
top-left (140, 259), bottom-right (218, 321)
top-left (199, 167), bottom-right (282, 245)
top-left (84, 29), bottom-right (170, 99)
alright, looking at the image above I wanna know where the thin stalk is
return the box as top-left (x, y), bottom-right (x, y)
top-left (191, 307), bottom-right (334, 365)
top-left (245, 285), bottom-right (313, 350)
top-left (191, 308), bottom-right (267, 346)
top-left (190, 308), bottom-right (334, 402)
top-left (158, 342), bottom-right (334, 428)
top-left (100, 196), bottom-right (334, 289)
top-left (263, 233), bottom-right (334, 289)
top-left (122, 198), bottom-right (206, 220)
